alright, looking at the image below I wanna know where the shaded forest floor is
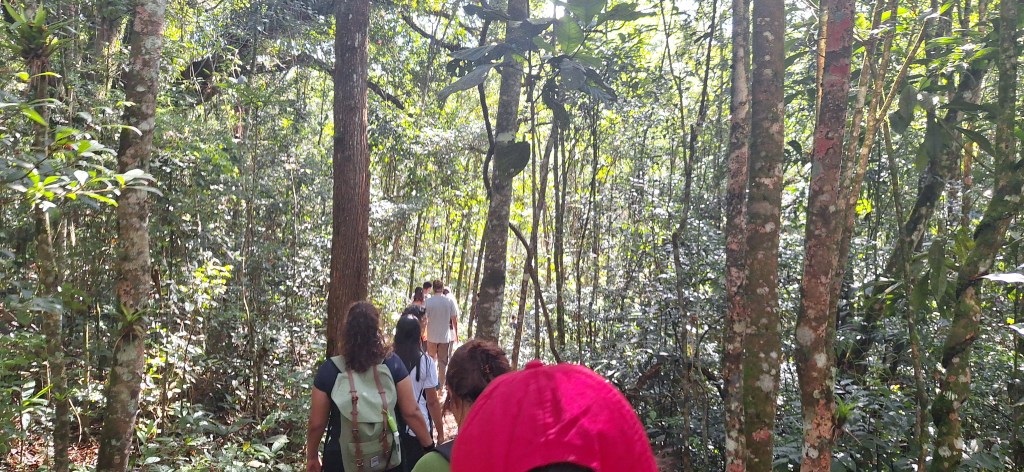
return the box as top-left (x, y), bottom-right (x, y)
top-left (4, 407), bottom-right (460, 471)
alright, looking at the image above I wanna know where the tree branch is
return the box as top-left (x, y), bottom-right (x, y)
top-left (400, 13), bottom-right (462, 52)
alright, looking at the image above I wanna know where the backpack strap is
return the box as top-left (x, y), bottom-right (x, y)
top-left (372, 367), bottom-right (397, 468)
top-left (344, 365), bottom-right (366, 470)
top-left (434, 440), bottom-right (455, 463)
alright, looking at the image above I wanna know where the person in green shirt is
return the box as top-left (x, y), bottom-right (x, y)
top-left (411, 340), bottom-right (511, 472)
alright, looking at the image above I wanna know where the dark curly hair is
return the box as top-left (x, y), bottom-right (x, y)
top-left (341, 301), bottom-right (388, 373)
top-left (445, 340), bottom-right (511, 406)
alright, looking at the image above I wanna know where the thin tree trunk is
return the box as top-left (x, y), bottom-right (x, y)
top-left (96, 0), bottom-right (166, 468)
top-left (842, 60), bottom-right (988, 373)
top-left (407, 211), bottom-right (424, 297)
top-left (1014, 290), bottom-right (1024, 466)
top-left (741, 0), bottom-right (785, 468)
top-left (794, 0), bottom-right (855, 468)
top-left (670, 1), bottom-right (717, 467)
top-left (26, 26), bottom-right (72, 471)
top-left (327, 0), bottom-right (371, 356)
top-left (473, 0), bottom-right (530, 342)
top-left (512, 132), bottom-right (554, 368)
top-left (930, 0), bottom-right (1018, 468)
top-left (467, 235), bottom-right (484, 339)
top-left (722, 0), bottom-right (751, 467)
top-left (553, 128), bottom-right (566, 348)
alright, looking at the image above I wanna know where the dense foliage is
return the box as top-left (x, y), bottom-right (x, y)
top-left (1, 0), bottom-right (1022, 470)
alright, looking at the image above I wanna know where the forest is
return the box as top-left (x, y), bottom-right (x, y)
top-left (1, 0), bottom-right (1022, 469)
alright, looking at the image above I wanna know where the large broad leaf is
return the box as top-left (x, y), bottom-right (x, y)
top-left (438, 64), bottom-right (494, 103)
top-left (957, 126), bottom-right (997, 157)
top-left (558, 59), bottom-right (587, 90)
top-left (451, 43), bottom-right (512, 62)
top-left (564, 0), bottom-right (607, 25)
top-left (597, 3), bottom-right (648, 25)
top-left (554, 19), bottom-right (584, 52)
top-left (542, 78), bottom-right (570, 125)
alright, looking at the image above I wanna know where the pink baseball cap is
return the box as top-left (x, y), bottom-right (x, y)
top-left (451, 360), bottom-right (659, 472)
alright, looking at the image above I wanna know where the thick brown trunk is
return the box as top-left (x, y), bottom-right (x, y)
top-left (327, 0), bottom-right (371, 356)
top-left (96, 0), bottom-right (166, 469)
top-left (473, 0), bottom-right (529, 342)
top-left (930, 0), bottom-right (1018, 468)
top-left (794, 0), bottom-right (855, 469)
top-left (722, 0), bottom-right (751, 468)
top-left (740, 0), bottom-right (785, 469)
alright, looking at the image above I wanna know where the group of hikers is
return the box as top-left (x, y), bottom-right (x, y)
top-left (305, 280), bottom-right (660, 472)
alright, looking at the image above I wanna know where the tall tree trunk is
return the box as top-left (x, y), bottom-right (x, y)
top-left (37, 209), bottom-right (71, 472)
top-left (794, 0), bottom-right (854, 469)
top-left (553, 129), bottom-right (566, 348)
top-left (930, 0), bottom-right (1018, 468)
top-left (473, 0), bottom-right (530, 342)
top-left (512, 132), bottom-right (553, 368)
top-left (741, 0), bottom-right (785, 469)
top-left (722, 0), bottom-right (751, 468)
top-left (327, 0), bottom-right (371, 356)
top-left (96, 0), bottom-right (166, 468)
top-left (28, 42), bottom-right (71, 472)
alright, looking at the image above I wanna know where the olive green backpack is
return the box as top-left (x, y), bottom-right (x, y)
top-left (329, 355), bottom-right (402, 471)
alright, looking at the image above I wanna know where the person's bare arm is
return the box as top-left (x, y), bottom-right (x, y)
top-left (396, 377), bottom-right (433, 446)
top-left (305, 388), bottom-right (330, 472)
top-left (424, 386), bottom-right (444, 443)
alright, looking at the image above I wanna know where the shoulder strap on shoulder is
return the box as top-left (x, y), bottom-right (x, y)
top-left (329, 355), bottom-right (346, 371)
top-left (435, 440), bottom-right (455, 463)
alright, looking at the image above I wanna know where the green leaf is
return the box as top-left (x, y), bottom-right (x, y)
top-left (554, 19), bottom-right (584, 52)
top-left (21, 107), bottom-right (46, 126)
top-left (85, 192), bottom-right (118, 206)
top-left (532, 36), bottom-right (555, 53)
top-left (121, 168), bottom-right (148, 182)
top-left (4, 3), bottom-right (25, 24)
top-left (451, 44), bottom-right (503, 62)
top-left (969, 47), bottom-right (998, 62)
top-left (956, 126), bottom-right (997, 157)
top-left (597, 3), bottom-right (648, 25)
top-left (437, 64), bottom-right (494, 103)
top-left (565, 0), bottom-right (607, 25)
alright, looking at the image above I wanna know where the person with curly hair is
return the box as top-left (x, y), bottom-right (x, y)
top-left (411, 340), bottom-right (511, 472)
top-left (306, 302), bottom-right (436, 472)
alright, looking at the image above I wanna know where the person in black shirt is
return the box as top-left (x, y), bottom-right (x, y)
top-left (305, 301), bottom-right (435, 472)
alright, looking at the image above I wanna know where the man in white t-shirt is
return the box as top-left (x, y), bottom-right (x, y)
top-left (424, 279), bottom-right (459, 390)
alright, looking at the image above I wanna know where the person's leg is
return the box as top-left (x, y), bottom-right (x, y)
top-left (427, 341), bottom-right (438, 360)
top-left (437, 341), bottom-right (451, 390)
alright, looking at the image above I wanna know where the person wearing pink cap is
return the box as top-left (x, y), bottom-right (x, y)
top-left (450, 359), bottom-right (660, 472)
